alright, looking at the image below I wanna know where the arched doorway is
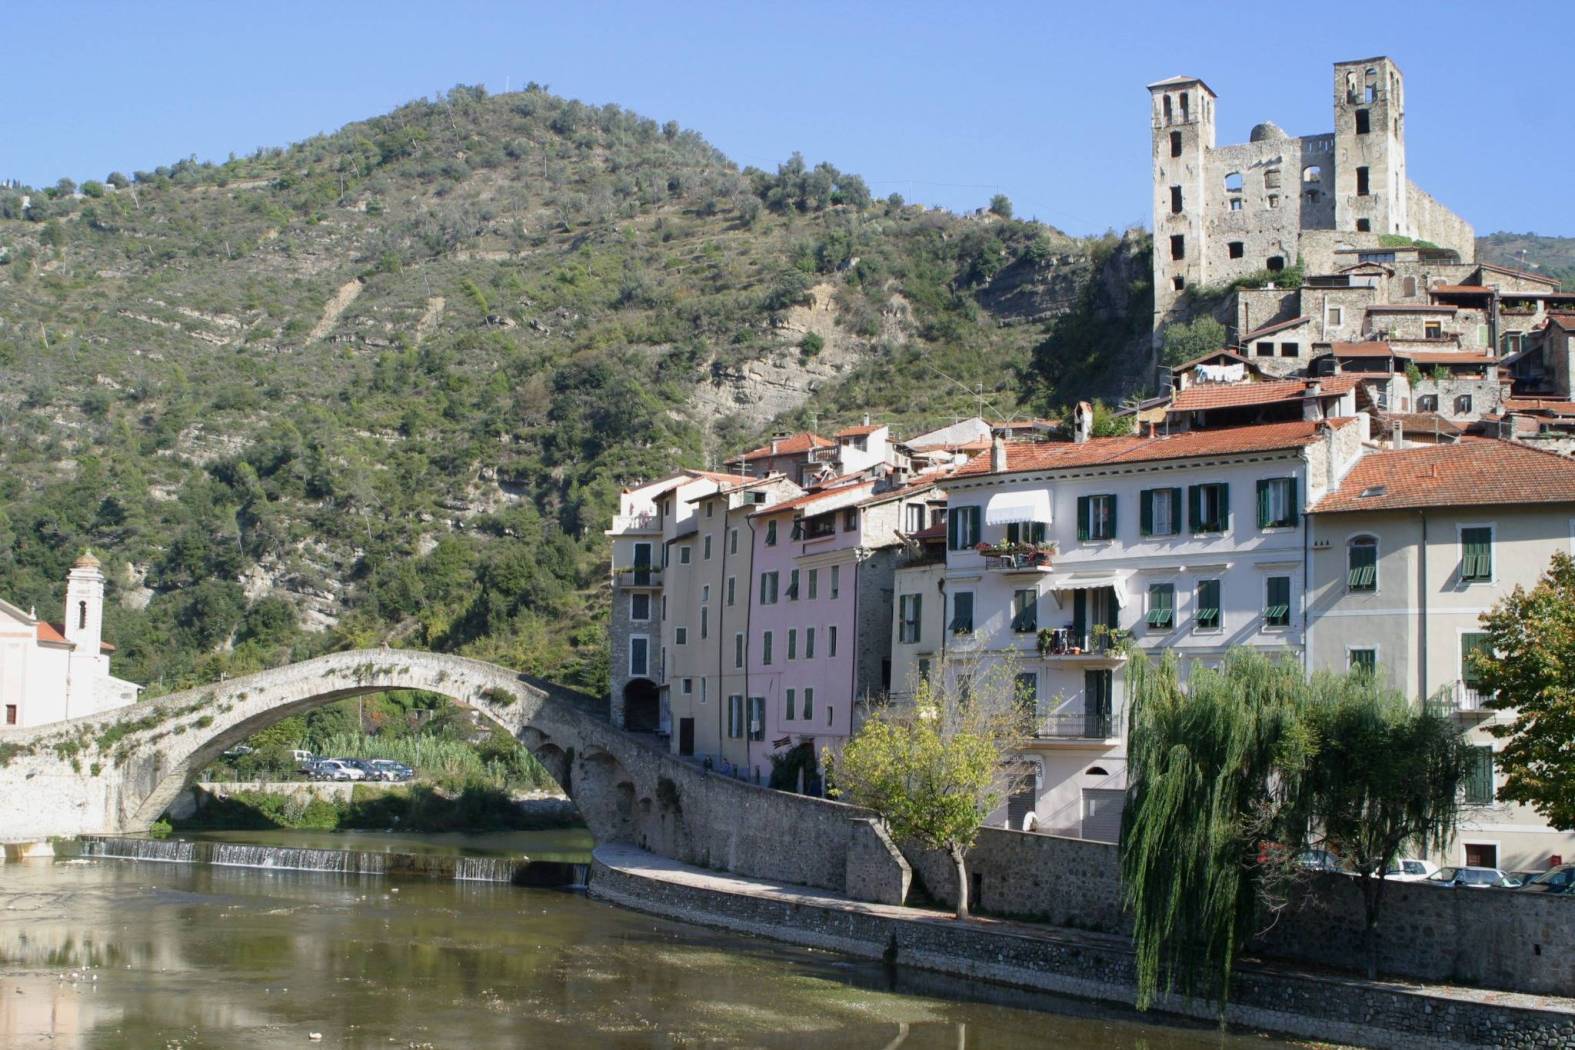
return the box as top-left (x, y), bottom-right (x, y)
top-left (622, 678), bottom-right (659, 733)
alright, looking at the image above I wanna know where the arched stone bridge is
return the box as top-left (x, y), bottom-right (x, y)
top-left (0, 649), bottom-right (906, 902)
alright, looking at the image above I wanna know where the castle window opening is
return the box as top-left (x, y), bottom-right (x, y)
top-left (1364, 68), bottom-right (1377, 103)
top-left (1403, 276), bottom-right (1417, 297)
top-left (1169, 130), bottom-right (1182, 157)
top-left (1170, 234), bottom-right (1185, 261)
top-left (1264, 169), bottom-right (1281, 190)
top-left (1302, 164), bottom-right (1322, 183)
top-left (1170, 185), bottom-right (1183, 213)
top-left (1267, 194), bottom-right (1279, 209)
top-left (1305, 190), bottom-right (1320, 204)
top-left (1180, 91), bottom-right (1190, 121)
top-left (1356, 218), bottom-right (1371, 232)
top-left (78, 601), bottom-right (87, 630)
top-left (1163, 95), bottom-right (1173, 124)
top-left (1228, 241), bottom-right (1244, 259)
top-left (1355, 109), bottom-right (1371, 135)
top-left (1224, 171), bottom-right (1243, 192)
top-left (1356, 166), bottom-right (1370, 196)
top-left (1173, 276), bottom-right (1185, 291)
top-left (1267, 256), bottom-right (1285, 273)
top-left (1229, 198), bottom-right (1243, 211)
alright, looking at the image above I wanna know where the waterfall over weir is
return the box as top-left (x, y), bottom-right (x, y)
top-left (79, 836), bottom-right (582, 887)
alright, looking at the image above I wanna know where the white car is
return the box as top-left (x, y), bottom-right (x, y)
top-left (1384, 858), bottom-right (1440, 882)
top-left (311, 759), bottom-right (365, 782)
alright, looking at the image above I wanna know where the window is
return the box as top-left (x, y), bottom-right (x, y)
top-left (1169, 185), bottom-right (1182, 214)
top-left (898, 594), bottom-right (923, 643)
top-left (803, 687), bottom-right (815, 720)
top-left (762, 630), bottom-right (774, 665)
top-left (629, 636), bottom-right (649, 677)
top-left (1256, 477), bottom-right (1298, 529)
top-left (1173, 276), bottom-right (1185, 292)
top-left (1305, 190), bottom-right (1320, 204)
top-left (1461, 632), bottom-right (1491, 694)
top-left (1162, 94), bottom-right (1173, 124)
top-left (4, 704), bottom-right (14, 725)
top-left (805, 627), bottom-right (816, 659)
top-left (1355, 109), bottom-right (1370, 135)
top-left (661, 596), bottom-right (667, 620)
top-left (759, 571), bottom-right (780, 604)
top-left (1265, 576), bottom-right (1291, 627)
top-left (630, 593), bottom-right (651, 622)
top-left (1139, 487), bottom-right (1181, 536)
top-left (1417, 394), bottom-right (1438, 412)
top-left (703, 535), bottom-right (712, 560)
top-left (843, 508), bottom-right (857, 532)
top-left (1146, 583), bottom-right (1175, 630)
top-left (729, 528), bottom-right (739, 556)
top-left (1327, 306), bottom-right (1344, 326)
top-left (726, 576), bottom-right (736, 607)
top-left (1454, 394), bottom-right (1472, 415)
top-left (950, 591), bottom-right (975, 634)
top-left (1170, 234), bottom-right (1185, 261)
top-left (1229, 198), bottom-right (1243, 211)
top-left (1256, 341), bottom-right (1274, 357)
top-left (1302, 164), bottom-right (1322, 184)
top-left (788, 569), bottom-right (800, 600)
top-left (1348, 536), bottom-right (1378, 591)
top-left (1356, 218), bottom-right (1371, 232)
top-left (682, 677), bottom-right (694, 695)
top-left (1461, 526), bottom-right (1493, 582)
top-left (1005, 521), bottom-right (1047, 545)
top-left (1224, 171), bottom-right (1243, 192)
top-left (947, 506), bottom-right (982, 550)
top-left (1356, 166), bottom-right (1370, 196)
top-left (917, 658), bottom-right (930, 684)
top-left (1179, 91), bottom-right (1189, 121)
top-left (829, 564), bottom-right (841, 599)
top-left (765, 520), bottom-right (778, 546)
top-left (675, 626), bottom-right (688, 645)
top-left (1464, 747), bottom-right (1495, 806)
top-left (1228, 241), bottom-right (1244, 259)
top-left (787, 629), bottom-right (798, 660)
top-left (1195, 579), bottom-right (1221, 631)
top-left (828, 625), bottom-right (838, 657)
top-left (1266, 255), bottom-right (1284, 271)
top-left (734, 633), bottom-right (744, 669)
top-left (785, 688), bottom-right (796, 721)
top-left (807, 568), bottom-right (818, 599)
top-left (904, 504), bottom-right (926, 533)
top-left (1402, 276), bottom-right (1418, 297)
top-left (1280, 342), bottom-right (1299, 358)
top-left (1349, 648), bottom-right (1377, 675)
top-left (1267, 195), bottom-right (1279, 210)
top-left (1014, 672), bottom-right (1038, 714)
top-left (1169, 130), bottom-right (1182, 157)
top-left (727, 695), bottom-right (744, 738)
top-left (700, 607), bottom-right (708, 640)
top-left (1076, 494), bottom-right (1117, 541)
top-left (1012, 589), bottom-right (1038, 633)
top-left (1424, 320), bottom-right (1442, 339)
top-left (1264, 169), bottom-right (1281, 190)
top-left (678, 545), bottom-right (692, 565)
top-left (1188, 483), bottom-right (1230, 534)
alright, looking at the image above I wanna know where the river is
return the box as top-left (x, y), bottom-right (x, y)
top-left (0, 831), bottom-right (1294, 1049)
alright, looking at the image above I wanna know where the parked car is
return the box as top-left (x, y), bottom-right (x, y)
top-left (334, 758), bottom-right (379, 781)
top-left (221, 744), bottom-right (255, 758)
top-left (309, 759), bottom-right (365, 782)
top-left (367, 759), bottom-right (414, 782)
top-left (1383, 858), bottom-right (1440, 882)
top-left (290, 749), bottom-right (314, 771)
top-left (1296, 849), bottom-right (1345, 873)
top-left (1517, 864), bottom-right (1575, 895)
top-left (1427, 866), bottom-right (1523, 888)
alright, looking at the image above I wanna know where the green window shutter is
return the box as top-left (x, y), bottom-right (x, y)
top-left (1139, 489), bottom-right (1153, 536)
top-left (967, 507), bottom-right (981, 545)
top-left (1218, 483), bottom-right (1230, 531)
top-left (1030, 521), bottom-right (1047, 544)
top-left (1107, 495), bottom-right (1117, 539)
top-left (1462, 527), bottom-right (1492, 581)
top-left (1257, 479), bottom-right (1271, 529)
top-left (1076, 496), bottom-right (1090, 541)
top-left (1286, 477), bottom-right (1299, 527)
top-left (1197, 580), bottom-right (1220, 628)
top-left (1188, 485), bottom-right (1202, 532)
top-left (947, 510), bottom-right (959, 550)
top-left (1169, 488), bottom-right (1183, 534)
top-left (1465, 747), bottom-right (1495, 805)
top-left (1072, 589), bottom-right (1087, 641)
top-left (1462, 632), bottom-right (1491, 688)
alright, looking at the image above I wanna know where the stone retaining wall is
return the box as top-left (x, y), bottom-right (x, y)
top-left (590, 851), bottom-right (1575, 1050)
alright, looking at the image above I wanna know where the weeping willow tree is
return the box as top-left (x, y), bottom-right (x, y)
top-left (1300, 673), bottom-right (1469, 980)
top-left (1119, 648), bottom-right (1313, 1012)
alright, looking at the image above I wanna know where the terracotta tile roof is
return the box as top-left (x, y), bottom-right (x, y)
top-left (1504, 398), bottom-right (1575, 415)
top-left (36, 622), bottom-right (66, 644)
top-left (734, 432), bottom-right (835, 462)
top-left (1315, 439), bottom-right (1575, 513)
top-left (858, 473), bottom-right (953, 508)
top-left (750, 480), bottom-right (875, 517)
top-left (1402, 351), bottom-right (1496, 366)
top-left (690, 469), bottom-right (755, 485)
top-left (1430, 284), bottom-right (1495, 296)
top-left (1547, 314), bottom-right (1575, 332)
top-left (1170, 376), bottom-right (1359, 412)
top-left (992, 418), bottom-right (1061, 430)
top-left (908, 522), bottom-right (947, 541)
top-left (834, 423), bottom-right (884, 437)
top-left (1331, 341), bottom-right (1396, 357)
top-left (908, 437), bottom-right (993, 454)
top-left (1375, 412), bottom-right (1464, 436)
top-left (1241, 316), bottom-right (1311, 341)
top-left (1477, 262), bottom-right (1561, 289)
top-left (1367, 304), bottom-right (1457, 314)
top-left (1168, 348), bottom-right (1256, 372)
top-left (951, 418), bottom-right (1356, 478)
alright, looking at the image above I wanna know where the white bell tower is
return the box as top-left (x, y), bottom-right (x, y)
top-left (64, 550), bottom-right (106, 716)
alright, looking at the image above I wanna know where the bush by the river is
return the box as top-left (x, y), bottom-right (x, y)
top-left (173, 784), bottom-right (580, 833)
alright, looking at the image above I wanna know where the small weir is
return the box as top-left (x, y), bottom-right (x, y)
top-left (80, 836), bottom-right (586, 887)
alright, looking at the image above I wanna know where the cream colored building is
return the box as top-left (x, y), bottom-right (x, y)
top-left (1309, 439), bottom-right (1575, 871)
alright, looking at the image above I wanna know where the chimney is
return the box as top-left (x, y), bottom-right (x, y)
top-left (990, 436), bottom-right (1008, 473)
top-left (1390, 419), bottom-right (1404, 449)
top-left (1074, 401), bottom-right (1093, 444)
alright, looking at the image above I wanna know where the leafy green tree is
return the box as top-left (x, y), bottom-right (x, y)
top-left (1475, 552), bottom-right (1575, 829)
top-left (1159, 315), bottom-right (1228, 367)
top-left (1298, 675), bottom-right (1468, 979)
top-left (829, 654), bottom-right (1030, 919)
top-left (988, 194), bottom-right (1013, 219)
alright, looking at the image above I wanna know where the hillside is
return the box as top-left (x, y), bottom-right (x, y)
top-left (1478, 232), bottom-right (1575, 290)
top-left (0, 84), bottom-right (1152, 696)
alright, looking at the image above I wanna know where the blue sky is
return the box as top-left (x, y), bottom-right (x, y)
top-left (1, 1), bottom-right (1566, 236)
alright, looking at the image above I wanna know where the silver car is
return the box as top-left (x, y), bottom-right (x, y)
top-left (1427, 865), bottom-right (1522, 888)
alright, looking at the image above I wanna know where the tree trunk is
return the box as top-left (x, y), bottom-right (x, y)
top-left (950, 842), bottom-right (970, 920)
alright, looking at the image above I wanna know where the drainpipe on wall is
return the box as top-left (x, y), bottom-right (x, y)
top-left (715, 500), bottom-right (730, 754)
top-left (848, 546), bottom-right (864, 725)
top-left (1302, 500), bottom-right (1312, 677)
top-left (1418, 510), bottom-right (1429, 702)
top-left (743, 512), bottom-right (757, 780)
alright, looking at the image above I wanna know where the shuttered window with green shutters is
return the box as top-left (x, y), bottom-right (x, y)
top-left (1265, 575), bottom-right (1291, 627)
top-left (1464, 747), bottom-right (1495, 805)
top-left (1139, 487), bottom-right (1182, 536)
top-left (1006, 521), bottom-right (1048, 544)
top-left (1461, 527), bottom-right (1493, 582)
top-left (1146, 583), bottom-right (1174, 629)
top-left (950, 591), bottom-right (975, 633)
top-left (1348, 537), bottom-right (1378, 591)
top-left (1195, 579), bottom-right (1221, 630)
top-left (947, 505), bottom-right (982, 550)
top-left (1077, 494), bottom-right (1117, 541)
top-left (1461, 632), bottom-right (1492, 689)
top-left (1188, 483), bottom-right (1230, 533)
top-left (1012, 589), bottom-right (1038, 633)
top-left (1256, 477), bottom-right (1298, 529)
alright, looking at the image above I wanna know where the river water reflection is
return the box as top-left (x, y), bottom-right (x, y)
top-left (1, 838), bottom-right (1294, 1049)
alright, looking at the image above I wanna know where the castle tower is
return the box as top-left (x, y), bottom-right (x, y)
top-left (63, 550), bottom-right (105, 716)
top-left (1149, 75), bottom-right (1217, 337)
top-left (1332, 57), bottom-right (1407, 237)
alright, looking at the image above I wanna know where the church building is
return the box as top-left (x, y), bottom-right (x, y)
top-left (0, 552), bottom-right (142, 728)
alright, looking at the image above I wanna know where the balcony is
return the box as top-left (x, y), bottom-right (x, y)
top-left (610, 513), bottom-right (660, 534)
top-left (614, 568), bottom-right (663, 588)
top-left (977, 542), bottom-right (1057, 575)
top-left (1034, 709), bottom-right (1123, 741)
top-left (1448, 679), bottom-right (1495, 719)
top-left (1035, 628), bottom-right (1128, 664)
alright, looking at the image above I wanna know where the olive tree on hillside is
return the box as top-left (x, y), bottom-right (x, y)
top-left (1474, 552), bottom-right (1575, 830)
top-left (828, 655), bottom-right (1032, 919)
